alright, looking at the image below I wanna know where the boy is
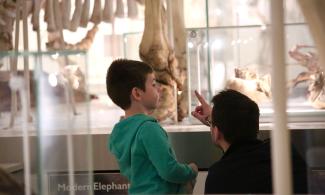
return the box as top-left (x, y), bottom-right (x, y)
top-left (106, 59), bottom-right (198, 194)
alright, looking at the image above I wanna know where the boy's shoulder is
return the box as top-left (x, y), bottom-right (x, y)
top-left (114, 114), bottom-right (160, 130)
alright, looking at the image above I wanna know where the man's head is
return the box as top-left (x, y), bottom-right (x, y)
top-left (106, 59), bottom-right (159, 111)
top-left (210, 89), bottom-right (260, 145)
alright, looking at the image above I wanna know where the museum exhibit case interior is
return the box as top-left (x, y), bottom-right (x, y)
top-left (0, 0), bottom-right (325, 194)
top-left (124, 0), bottom-right (325, 124)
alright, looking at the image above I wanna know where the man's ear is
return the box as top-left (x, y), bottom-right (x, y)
top-left (131, 87), bottom-right (142, 101)
top-left (211, 126), bottom-right (221, 142)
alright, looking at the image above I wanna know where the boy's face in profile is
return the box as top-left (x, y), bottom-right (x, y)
top-left (140, 73), bottom-right (160, 112)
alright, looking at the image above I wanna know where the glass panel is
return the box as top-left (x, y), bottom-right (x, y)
top-left (35, 52), bottom-right (93, 194)
top-left (202, 1), bottom-right (325, 194)
top-left (0, 51), bottom-right (93, 194)
top-left (193, 0), bottom-right (325, 123)
top-left (123, 33), bottom-right (142, 61)
top-left (186, 29), bottom-right (210, 112)
top-left (207, 0), bottom-right (270, 27)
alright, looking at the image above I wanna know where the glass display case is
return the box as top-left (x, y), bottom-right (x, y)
top-left (185, 0), bottom-right (325, 124)
top-left (0, 51), bottom-right (93, 194)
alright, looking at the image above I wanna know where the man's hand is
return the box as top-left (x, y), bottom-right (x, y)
top-left (191, 90), bottom-right (212, 126)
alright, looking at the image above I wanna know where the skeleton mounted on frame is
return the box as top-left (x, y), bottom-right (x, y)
top-left (0, 0), bottom-right (142, 128)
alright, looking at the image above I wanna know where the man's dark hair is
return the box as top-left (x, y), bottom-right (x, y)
top-left (106, 59), bottom-right (153, 110)
top-left (211, 89), bottom-right (260, 144)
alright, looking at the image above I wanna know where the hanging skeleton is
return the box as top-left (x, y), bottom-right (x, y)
top-left (1, 0), bottom-right (144, 117)
top-left (288, 45), bottom-right (325, 109)
top-left (0, 0), bottom-right (102, 122)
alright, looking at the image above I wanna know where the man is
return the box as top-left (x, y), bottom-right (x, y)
top-left (192, 89), bottom-right (307, 194)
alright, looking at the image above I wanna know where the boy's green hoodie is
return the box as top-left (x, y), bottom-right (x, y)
top-left (108, 114), bottom-right (197, 194)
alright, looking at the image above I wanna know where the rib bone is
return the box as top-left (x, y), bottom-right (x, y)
top-left (61, 0), bottom-right (71, 29)
top-left (127, 0), bottom-right (138, 19)
top-left (80, 0), bottom-right (90, 27)
top-left (103, 0), bottom-right (114, 23)
top-left (115, 0), bottom-right (124, 18)
top-left (90, 0), bottom-right (102, 24)
top-left (44, 0), bottom-right (56, 32)
top-left (31, 0), bottom-right (43, 31)
top-left (69, 0), bottom-right (82, 32)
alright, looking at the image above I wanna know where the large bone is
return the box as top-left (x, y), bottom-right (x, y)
top-left (69, 0), bottom-right (82, 32)
top-left (115, 0), bottom-right (124, 18)
top-left (140, 0), bottom-right (179, 121)
top-left (127, 0), bottom-right (138, 19)
top-left (80, 0), bottom-right (90, 27)
top-left (171, 0), bottom-right (187, 120)
top-left (44, 0), bottom-right (56, 32)
top-left (90, 0), bottom-right (102, 24)
top-left (61, 0), bottom-right (71, 29)
top-left (140, 0), bottom-right (169, 70)
top-left (103, 0), bottom-right (114, 23)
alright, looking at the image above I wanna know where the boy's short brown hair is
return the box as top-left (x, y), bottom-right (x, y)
top-left (106, 59), bottom-right (153, 110)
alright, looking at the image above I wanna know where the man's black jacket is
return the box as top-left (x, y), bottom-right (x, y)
top-left (205, 139), bottom-right (307, 194)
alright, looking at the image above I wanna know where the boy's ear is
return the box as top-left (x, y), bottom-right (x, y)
top-left (131, 87), bottom-right (142, 101)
